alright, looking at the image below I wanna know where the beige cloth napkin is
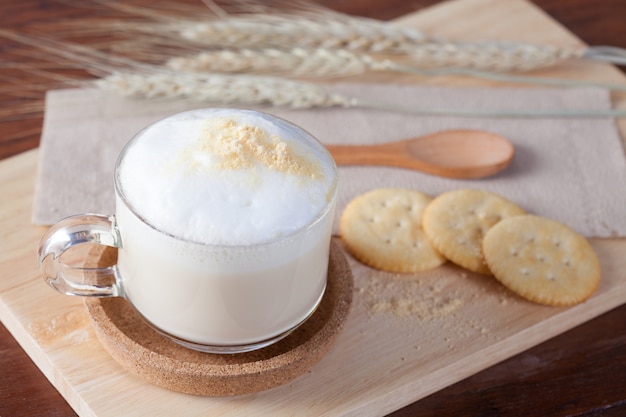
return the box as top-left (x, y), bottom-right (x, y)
top-left (33, 84), bottom-right (626, 238)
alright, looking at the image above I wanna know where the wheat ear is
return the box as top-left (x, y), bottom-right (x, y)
top-left (166, 48), bottom-right (373, 77)
top-left (94, 72), bottom-right (351, 108)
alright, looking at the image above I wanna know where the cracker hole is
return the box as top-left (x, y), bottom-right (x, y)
top-left (520, 268), bottom-right (529, 276)
top-left (563, 259), bottom-right (572, 267)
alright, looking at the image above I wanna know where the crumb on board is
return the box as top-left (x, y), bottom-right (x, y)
top-left (355, 269), bottom-right (464, 321)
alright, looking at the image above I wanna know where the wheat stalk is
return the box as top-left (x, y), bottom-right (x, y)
top-left (166, 48), bottom-right (626, 92)
top-left (173, 17), bottom-right (588, 71)
top-left (94, 71), bottom-right (626, 119)
top-left (126, 17), bottom-right (582, 72)
top-left (39, 2), bottom-right (587, 73)
top-left (0, 28), bottom-right (345, 109)
top-left (34, 0), bottom-right (626, 74)
top-left (65, 0), bottom-right (432, 52)
top-left (25, 0), bottom-right (626, 73)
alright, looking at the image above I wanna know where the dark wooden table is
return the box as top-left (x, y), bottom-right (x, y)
top-left (2, 0), bottom-right (626, 416)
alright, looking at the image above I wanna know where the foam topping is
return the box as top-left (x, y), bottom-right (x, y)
top-left (117, 109), bottom-right (336, 246)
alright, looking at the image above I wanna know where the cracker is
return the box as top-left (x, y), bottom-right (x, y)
top-left (422, 189), bottom-right (525, 275)
top-left (482, 215), bottom-right (600, 306)
top-left (340, 188), bottom-right (446, 273)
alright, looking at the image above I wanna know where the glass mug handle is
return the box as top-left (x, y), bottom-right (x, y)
top-left (38, 214), bottom-right (122, 297)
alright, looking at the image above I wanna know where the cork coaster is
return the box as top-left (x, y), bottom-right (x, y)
top-left (83, 240), bottom-right (353, 397)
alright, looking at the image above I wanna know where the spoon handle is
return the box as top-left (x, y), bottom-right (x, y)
top-left (325, 142), bottom-right (439, 174)
top-left (325, 143), bottom-right (412, 167)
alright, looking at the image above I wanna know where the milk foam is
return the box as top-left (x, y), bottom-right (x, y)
top-left (116, 109), bottom-right (336, 246)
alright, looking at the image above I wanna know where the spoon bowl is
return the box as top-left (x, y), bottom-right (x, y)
top-left (325, 129), bottom-right (515, 179)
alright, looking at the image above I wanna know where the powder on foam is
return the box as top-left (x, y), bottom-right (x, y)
top-left (117, 109), bottom-right (335, 246)
top-left (190, 118), bottom-right (324, 180)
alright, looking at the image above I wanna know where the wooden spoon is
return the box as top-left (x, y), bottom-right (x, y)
top-left (325, 129), bottom-right (515, 179)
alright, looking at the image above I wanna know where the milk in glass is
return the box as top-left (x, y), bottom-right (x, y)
top-left (114, 109), bottom-right (337, 347)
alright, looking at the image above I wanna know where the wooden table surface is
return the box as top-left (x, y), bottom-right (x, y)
top-left (2, 0), bottom-right (626, 416)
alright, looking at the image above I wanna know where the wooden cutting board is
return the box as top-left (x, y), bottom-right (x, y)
top-left (2, 0), bottom-right (626, 416)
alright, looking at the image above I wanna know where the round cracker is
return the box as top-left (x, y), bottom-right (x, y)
top-left (339, 188), bottom-right (446, 273)
top-left (482, 215), bottom-right (600, 306)
top-left (422, 189), bottom-right (525, 275)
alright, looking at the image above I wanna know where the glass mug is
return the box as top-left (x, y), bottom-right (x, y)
top-left (38, 108), bottom-right (338, 354)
